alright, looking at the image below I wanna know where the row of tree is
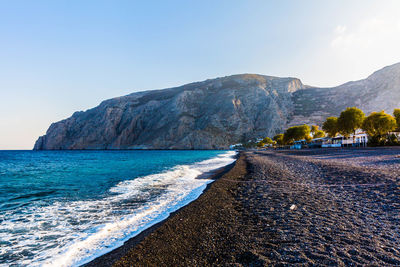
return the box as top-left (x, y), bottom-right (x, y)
top-left (257, 107), bottom-right (400, 147)
top-left (322, 107), bottom-right (400, 145)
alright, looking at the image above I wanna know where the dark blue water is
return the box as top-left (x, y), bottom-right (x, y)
top-left (0, 150), bottom-right (236, 266)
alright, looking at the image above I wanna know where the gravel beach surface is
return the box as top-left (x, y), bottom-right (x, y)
top-left (241, 148), bottom-right (400, 266)
top-left (89, 148), bottom-right (400, 266)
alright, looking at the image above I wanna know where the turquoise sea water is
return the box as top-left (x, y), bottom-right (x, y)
top-left (0, 150), bottom-right (236, 266)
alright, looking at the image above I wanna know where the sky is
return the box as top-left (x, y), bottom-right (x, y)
top-left (1, 0), bottom-right (400, 149)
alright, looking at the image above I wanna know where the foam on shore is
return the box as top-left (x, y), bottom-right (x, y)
top-left (3, 150), bottom-right (236, 267)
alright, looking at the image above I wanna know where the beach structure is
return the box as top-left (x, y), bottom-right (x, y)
top-left (322, 136), bottom-right (344, 148)
top-left (291, 139), bottom-right (307, 149)
top-left (289, 132), bottom-right (369, 149)
top-left (309, 137), bottom-right (332, 148)
top-left (332, 132), bottom-right (368, 147)
top-left (229, 143), bottom-right (243, 149)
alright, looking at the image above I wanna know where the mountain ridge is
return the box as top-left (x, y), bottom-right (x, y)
top-left (34, 63), bottom-right (400, 150)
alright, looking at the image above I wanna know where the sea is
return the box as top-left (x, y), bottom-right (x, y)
top-left (0, 150), bottom-right (236, 267)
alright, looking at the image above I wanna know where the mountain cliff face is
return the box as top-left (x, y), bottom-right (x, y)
top-left (34, 74), bottom-right (304, 149)
top-left (290, 63), bottom-right (400, 126)
top-left (34, 63), bottom-right (400, 150)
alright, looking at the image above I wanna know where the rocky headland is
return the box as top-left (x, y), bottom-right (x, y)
top-left (34, 63), bottom-right (400, 150)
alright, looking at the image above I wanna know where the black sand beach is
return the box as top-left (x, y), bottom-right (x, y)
top-left (87, 148), bottom-right (400, 266)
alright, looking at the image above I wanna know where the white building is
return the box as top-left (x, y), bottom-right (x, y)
top-left (322, 132), bottom-right (368, 148)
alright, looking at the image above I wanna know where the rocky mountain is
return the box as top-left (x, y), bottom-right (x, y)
top-left (34, 63), bottom-right (400, 150)
top-left (290, 62), bottom-right (400, 126)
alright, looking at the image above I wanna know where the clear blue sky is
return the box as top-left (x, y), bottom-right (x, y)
top-left (1, 0), bottom-right (400, 149)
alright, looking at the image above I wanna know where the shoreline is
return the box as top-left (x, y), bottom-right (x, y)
top-left (84, 147), bottom-right (400, 266)
top-left (91, 148), bottom-right (400, 266)
top-left (83, 153), bottom-right (240, 267)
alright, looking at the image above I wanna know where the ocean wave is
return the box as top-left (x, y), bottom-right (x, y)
top-left (0, 151), bottom-right (236, 267)
top-left (9, 190), bottom-right (57, 201)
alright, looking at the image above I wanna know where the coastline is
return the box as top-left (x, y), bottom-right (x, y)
top-left (86, 147), bottom-right (400, 266)
top-left (83, 153), bottom-right (240, 267)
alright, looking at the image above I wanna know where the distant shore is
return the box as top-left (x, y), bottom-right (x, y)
top-left (86, 147), bottom-right (400, 266)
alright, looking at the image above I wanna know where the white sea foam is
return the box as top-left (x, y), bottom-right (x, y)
top-left (0, 151), bottom-right (236, 267)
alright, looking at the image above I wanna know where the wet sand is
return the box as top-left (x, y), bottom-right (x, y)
top-left (84, 159), bottom-right (240, 267)
top-left (87, 148), bottom-right (400, 266)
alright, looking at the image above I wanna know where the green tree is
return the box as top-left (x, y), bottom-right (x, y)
top-left (337, 107), bottom-right (365, 137)
top-left (362, 111), bottom-right (396, 144)
top-left (283, 125), bottom-right (311, 144)
top-left (311, 125), bottom-right (326, 138)
top-left (393, 109), bottom-right (400, 130)
top-left (313, 130), bottom-right (326, 138)
top-left (262, 137), bottom-right (274, 144)
top-left (322, 117), bottom-right (339, 137)
top-left (273, 134), bottom-right (285, 145)
top-left (311, 125), bottom-right (319, 134)
top-left (257, 137), bottom-right (274, 147)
